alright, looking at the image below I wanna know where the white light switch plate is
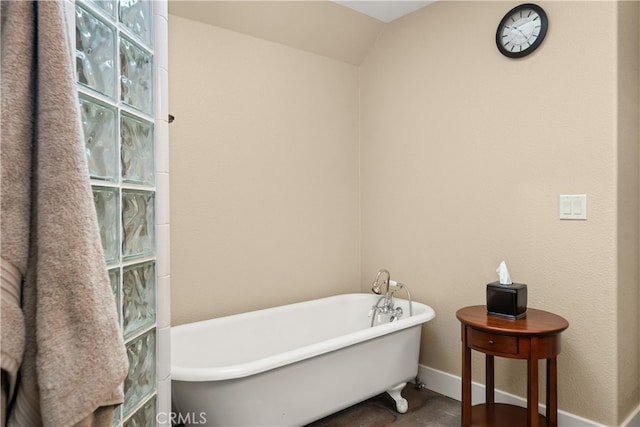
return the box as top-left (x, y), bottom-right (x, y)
top-left (559, 194), bottom-right (587, 220)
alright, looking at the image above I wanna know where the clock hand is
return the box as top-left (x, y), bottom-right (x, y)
top-left (513, 21), bottom-right (534, 41)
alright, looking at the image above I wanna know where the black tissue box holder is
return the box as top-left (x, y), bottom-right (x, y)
top-left (486, 281), bottom-right (527, 319)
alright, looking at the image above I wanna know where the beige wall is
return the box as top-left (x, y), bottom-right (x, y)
top-left (360, 1), bottom-right (637, 425)
top-left (169, 2), bottom-right (639, 425)
top-left (169, 15), bottom-right (361, 326)
top-left (618, 1), bottom-right (640, 422)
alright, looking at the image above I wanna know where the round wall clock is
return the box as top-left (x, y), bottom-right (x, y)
top-left (496, 3), bottom-right (548, 58)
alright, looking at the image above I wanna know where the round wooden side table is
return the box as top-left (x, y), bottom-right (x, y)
top-left (456, 305), bottom-right (569, 427)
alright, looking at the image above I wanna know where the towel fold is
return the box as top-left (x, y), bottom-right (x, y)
top-left (1, 259), bottom-right (25, 425)
top-left (1, 1), bottom-right (129, 426)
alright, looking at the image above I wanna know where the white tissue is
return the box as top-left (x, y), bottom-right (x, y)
top-left (496, 261), bottom-right (513, 285)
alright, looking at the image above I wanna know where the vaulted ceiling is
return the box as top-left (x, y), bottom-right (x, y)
top-left (334, 1), bottom-right (433, 23)
top-left (168, 1), bottom-right (433, 65)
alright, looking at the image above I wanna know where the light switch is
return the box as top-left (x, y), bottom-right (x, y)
top-left (559, 195), bottom-right (587, 220)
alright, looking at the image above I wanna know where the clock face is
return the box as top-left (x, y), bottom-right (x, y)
top-left (496, 3), bottom-right (548, 58)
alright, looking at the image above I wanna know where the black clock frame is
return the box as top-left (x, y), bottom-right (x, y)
top-left (496, 3), bottom-right (548, 58)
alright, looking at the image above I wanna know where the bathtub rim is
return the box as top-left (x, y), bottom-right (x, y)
top-left (171, 293), bottom-right (436, 382)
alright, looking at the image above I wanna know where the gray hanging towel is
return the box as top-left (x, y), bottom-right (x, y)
top-left (1, 1), bottom-right (129, 426)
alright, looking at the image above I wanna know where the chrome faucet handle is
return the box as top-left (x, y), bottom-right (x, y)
top-left (390, 307), bottom-right (403, 322)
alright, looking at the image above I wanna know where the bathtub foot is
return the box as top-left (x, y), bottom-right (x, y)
top-left (386, 382), bottom-right (408, 413)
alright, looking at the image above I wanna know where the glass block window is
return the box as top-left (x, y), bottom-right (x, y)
top-left (109, 268), bottom-right (121, 323)
top-left (93, 186), bottom-right (120, 264)
top-left (123, 397), bottom-right (156, 427)
top-left (119, 0), bottom-right (153, 46)
top-left (122, 190), bottom-right (155, 259)
top-left (123, 261), bottom-right (156, 339)
top-left (76, 5), bottom-right (117, 99)
top-left (123, 329), bottom-right (156, 415)
top-left (86, 0), bottom-right (117, 18)
top-left (120, 37), bottom-right (153, 115)
top-left (121, 113), bottom-right (154, 185)
top-left (74, 1), bottom-right (158, 425)
top-left (80, 95), bottom-right (118, 181)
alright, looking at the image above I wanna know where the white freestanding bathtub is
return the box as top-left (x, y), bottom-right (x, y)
top-left (171, 293), bottom-right (436, 427)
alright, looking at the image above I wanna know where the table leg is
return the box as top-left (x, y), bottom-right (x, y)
top-left (546, 357), bottom-right (558, 427)
top-left (486, 355), bottom-right (494, 407)
top-left (527, 357), bottom-right (539, 427)
top-left (462, 335), bottom-right (472, 427)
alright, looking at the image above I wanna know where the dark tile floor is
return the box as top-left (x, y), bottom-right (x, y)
top-left (304, 386), bottom-right (461, 427)
top-left (175, 386), bottom-right (460, 427)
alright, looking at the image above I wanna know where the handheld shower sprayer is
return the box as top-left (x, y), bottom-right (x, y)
top-left (371, 269), bottom-right (391, 295)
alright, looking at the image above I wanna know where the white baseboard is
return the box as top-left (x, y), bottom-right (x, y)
top-left (622, 404), bottom-right (640, 427)
top-left (416, 364), bottom-right (604, 427)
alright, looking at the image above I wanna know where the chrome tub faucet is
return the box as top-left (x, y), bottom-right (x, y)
top-left (369, 269), bottom-right (413, 326)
